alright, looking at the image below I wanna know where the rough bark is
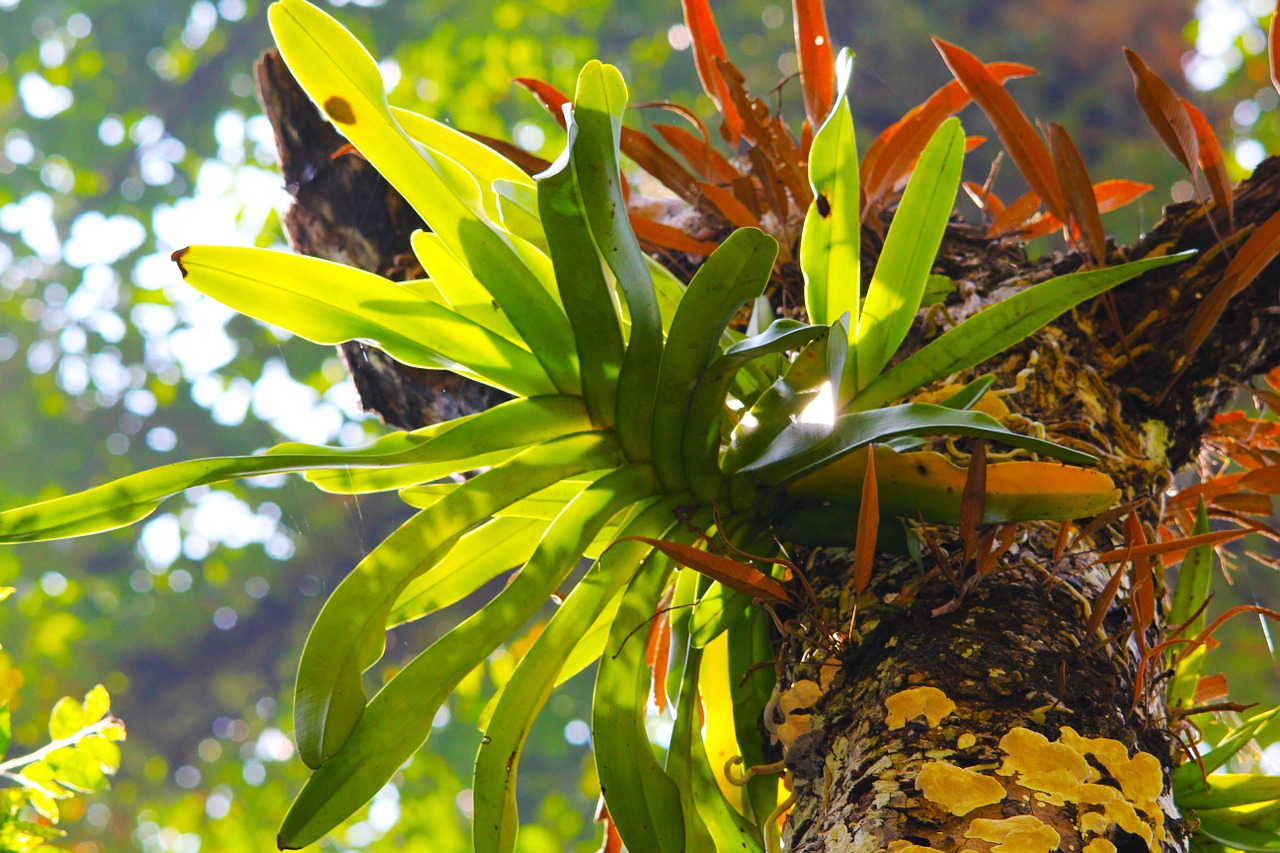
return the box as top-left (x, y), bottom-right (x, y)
top-left (256, 50), bottom-right (1280, 853)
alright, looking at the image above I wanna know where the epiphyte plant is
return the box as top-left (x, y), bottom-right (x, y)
top-left (0, 0), bottom-right (1234, 850)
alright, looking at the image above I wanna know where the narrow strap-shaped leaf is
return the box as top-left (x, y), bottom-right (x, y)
top-left (850, 251), bottom-right (1195, 411)
top-left (594, 534), bottom-right (686, 853)
top-left (854, 118), bottom-right (964, 392)
top-left (571, 61), bottom-right (666, 462)
top-left (278, 464), bottom-right (654, 850)
top-left (792, 0), bottom-right (836, 130)
top-left (410, 231), bottom-right (525, 344)
top-left (1182, 99), bottom-right (1233, 231)
top-left (1166, 499), bottom-right (1213, 711)
top-left (681, 0), bottom-right (743, 143)
top-left (933, 38), bottom-right (1068, 225)
top-left (728, 606), bottom-right (781, 830)
top-left (801, 49), bottom-right (859, 330)
top-left (268, 0), bottom-right (579, 394)
top-left (739, 402), bottom-right (1098, 485)
top-left (683, 320), bottom-right (828, 501)
top-left (1123, 48), bottom-right (1199, 174)
top-left (1196, 813), bottom-right (1280, 851)
top-left (539, 113), bottom-right (625, 429)
top-left (1184, 208), bottom-right (1280, 362)
top-left (472, 498), bottom-right (679, 853)
top-left (652, 228), bottom-right (778, 492)
top-left (0, 394), bottom-right (590, 542)
top-left (1177, 774), bottom-right (1280, 810)
top-left (668, 644), bottom-right (764, 852)
top-left (1047, 122), bottom-right (1106, 265)
top-left (1174, 705), bottom-right (1280, 792)
top-left (787, 447), bottom-right (1119, 524)
top-left (386, 516), bottom-right (548, 627)
top-left (292, 431), bottom-right (623, 769)
top-left (173, 245), bottom-right (553, 396)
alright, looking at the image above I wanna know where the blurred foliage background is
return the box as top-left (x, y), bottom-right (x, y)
top-left (0, 0), bottom-right (1276, 850)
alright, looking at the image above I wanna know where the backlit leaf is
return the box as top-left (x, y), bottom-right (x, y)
top-left (1185, 207), bottom-right (1280, 362)
top-left (1183, 99), bottom-right (1233, 231)
top-left (792, 0), bottom-right (835, 129)
top-left (1123, 48), bottom-right (1198, 174)
top-left (853, 446), bottom-right (878, 595)
top-left (681, 0), bottom-right (742, 143)
top-left (621, 538), bottom-right (791, 604)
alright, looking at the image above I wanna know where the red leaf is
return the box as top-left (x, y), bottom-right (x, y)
top-left (681, 0), bottom-right (743, 144)
top-left (959, 439), bottom-right (987, 564)
top-left (933, 39), bottom-right (1069, 226)
top-left (1241, 464), bottom-right (1280, 495)
top-left (696, 180), bottom-right (763, 228)
top-left (653, 124), bottom-right (739, 185)
top-left (620, 537), bottom-right (792, 603)
top-left (1086, 556), bottom-right (1128, 637)
top-left (644, 609), bottom-right (672, 712)
top-left (1047, 122), bottom-right (1106, 264)
top-left (1125, 514), bottom-right (1155, 642)
top-left (1192, 672), bottom-right (1229, 705)
top-left (630, 215), bottom-right (720, 256)
top-left (620, 129), bottom-right (707, 210)
top-left (1092, 179), bottom-right (1155, 214)
top-left (792, 0), bottom-right (835, 129)
top-left (1123, 48), bottom-right (1199, 174)
top-left (963, 181), bottom-right (1006, 218)
top-left (515, 77), bottom-right (571, 127)
top-left (1182, 98), bottom-right (1234, 231)
top-left (853, 446), bottom-right (879, 596)
top-left (1184, 207), bottom-right (1280, 360)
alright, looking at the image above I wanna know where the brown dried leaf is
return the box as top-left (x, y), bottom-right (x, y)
top-left (515, 76), bottom-right (571, 127)
top-left (630, 215), bottom-right (720, 256)
top-left (959, 439), bottom-right (987, 564)
top-left (1123, 48), bottom-right (1199, 174)
top-left (1047, 122), bottom-right (1106, 264)
top-left (853, 445), bottom-right (879, 596)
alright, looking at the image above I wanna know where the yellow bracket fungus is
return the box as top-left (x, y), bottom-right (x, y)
top-left (885, 686), bottom-right (956, 729)
top-left (965, 815), bottom-right (1061, 853)
top-left (915, 761), bottom-right (1005, 815)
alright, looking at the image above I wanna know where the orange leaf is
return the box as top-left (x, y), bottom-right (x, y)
top-left (515, 77), bottom-right (571, 127)
top-left (933, 38), bottom-right (1069, 225)
top-left (977, 524), bottom-right (1017, 576)
top-left (1053, 520), bottom-right (1072, 562)
top-left (1123, 48), bottom-right (1198, 174)
top-left (620, 538), bottom-right (792, 603)
top-left (853, 446), bottom-right (879, 596)
top-left (1192, 672), bottom-right (1229, 705)
top-left (1183, 98), bottom-right (1234, 231)
top-left (1210, 493), bottom-right (1275, 516)
top-left (862, 62), bottom-right (1035, 213)
top-left (1125, 514), bottom-right (1155, 641)
top-left (1047, 122), bottom-right (1106, 264)
top-left (1184, 207), bottom-right (1280, 359)
top-left (1086, 555), bottom-right (1129, 637)
top-left (466, 131), bottom-right (553, 176)
top-left (653, 124), bottom-right (739, 185)
top-left (696, 180), bottom-right (763, 228)
top-left (645, 609), bottom-right (672, 712)
top-left (963, 181), bottom-right (1006, 218)
top-left (629, 215), bottom-right (720, 256)
top-left (989, 190), bottom-right (1042, 237)
top-left (1169, 471), bottom-right (1248, 507)
top-left (1241, 464), bottom-right (1280, 495)
top-left (1092, 179), bottom-right (1155, 213)
top-left (1095, 526), bottom-right (1249, 564)
top-left (681, 0), bottom-right (743, 144)
top-left (792, 0), bottom-right (835, 130)
top-left (959, 439), bottom-right (987, 564)
top-left (621, 129), bottom-right (706, 210)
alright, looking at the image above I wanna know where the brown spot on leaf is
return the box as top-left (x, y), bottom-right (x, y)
top-left (171, 247), bottom-right (190, 278)
top-left (816, 193), bottom-right (831, 218)
top-left (324, 96), bottom-right (356, 125)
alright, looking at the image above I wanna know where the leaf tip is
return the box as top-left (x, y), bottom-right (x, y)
top-left (171, 247), bottom-right (190, 278)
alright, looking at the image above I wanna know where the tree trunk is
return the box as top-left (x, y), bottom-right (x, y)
top-left (256, 50), bottom-right (1280, 853)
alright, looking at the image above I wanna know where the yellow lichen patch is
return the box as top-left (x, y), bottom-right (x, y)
top-left (776, 713), bottom-right (812, 751)
top-left (1103, 800), bottom-right (1153, 846)
top-left (1109, 751), bottom-right (1163, 803)
top-left (780, 680), bottom-right (823, 716)
top-left (915, 762), bottom-right (1006, 815)
top-left (1083, 840), bottom-right (1116, 853)
top-left (998, 727), bottom-right (1096, 786)
top-left (1079, 811), bottom-right (1109, 836)
top-left (965, 815), bottom-right (1061, 853)
top-left (887, 842), bottom-right (936, 852)
top-left (957, 733), bottom-right (977, 749)
top-left (885, 686), bottom-right (956, 729)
